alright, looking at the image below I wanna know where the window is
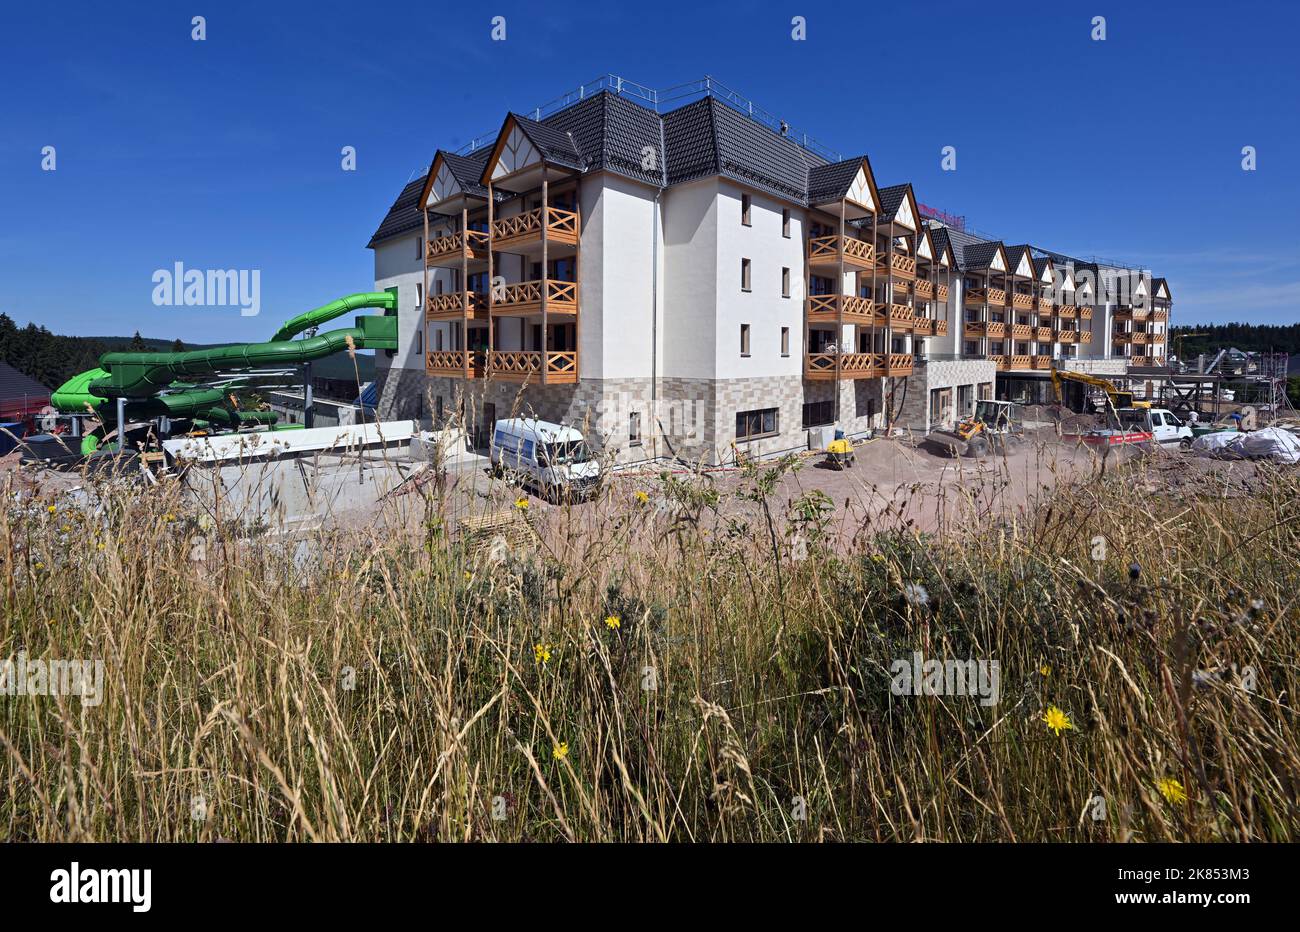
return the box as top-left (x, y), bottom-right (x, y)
top-left (802, 400), bottom-right (833, 429)
top-left (415, 327), bottom-right (423, 354)
top-left (416, 283), bottom-right (423, 307)
top-left (740, 323), bottom-right (751, 356)
top-left (781, 267), bottom-right (791, 298)
top-left (629, 411), bottom-right (642, 446)
top-left (741, 194), bottom-right (752, 226)
top-left (781, 326), bottom-right (790, 356)
top-left (434, 329), bottom-right (444, 351)
top-left (416, 236), bottom-right (423, 260)
top-left (741, 258), bottom-right (751, 291)
top-left (782, 209), bottom-right (791, 238)
top-left (736, 407), bottom-right (778, 442)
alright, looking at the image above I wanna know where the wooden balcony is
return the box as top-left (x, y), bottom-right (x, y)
top-left (912, 317), bottom-right (935, 336)
top-left (883, 304), bottom-right (915, 328)
top-left (1056, 330), bottom-right (1079, 343)
top-left (987, 287), bottom-right (1007, 306)
top-left (965, 289), bottom-right (989, 307)
top-left (807, 294), bottom-right (877, 325)
top-left (490, 206), bottom-right (579, 255)
top-left (808, 235), bottom-right (875, 271)
top-left (935, 282), bottom-right (950, 300)
top-left (491, 279), bottom-right (578, 316)
top-left (914, 278), bottom-right (935, 299)
top-left (1034, 326), bottom-right (1053, 341)
top-left (934, 319), bottom-right (949, 336)
top-left (1010, 323), bottom-right (1034, 339)
top-left (488, 350), bottom-right (578, 384)
top-left (886, 353), bottom-right (914, 375)
top-left (1037, 295), bottom-right (1055, 313)
top-left (986, 354), bottom-right (1006, 370)
top-left (1007, 354), bottom-right (1033, 370)
top-left (426, 350), bottom-right (485, 379)
top-left (426, 229), bottom-right (490, 268)
top-left (1113, 331), bottom-right (1150, 345)
top-left (1080, 306), bottom-right (1094, 320)
top-left (964, 320), bottom-right (1007, 338)
top-left (805, 352), bottom-right (883, 380)
top-left (1128, 355), bottom-right (1166, 367)
top-left (1057, 304), bottom-right (1078, 318)
top-left (426, 291), bottom-right (488, 321)
top-left (1079, 330), bottom-right (1093, 344)
top-left (876, 253), bottom-right (917, 279)
top-left (1153, 308), bottom-right (1169, 321)
top-left (1032, 355), bottom-right (1053, 370)
top-left (1011, 292), bottom-right (1035, 310)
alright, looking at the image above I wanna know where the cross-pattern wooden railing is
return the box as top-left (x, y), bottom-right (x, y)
top-left (1037, 294), bottom-right (1055, 311)
top-left (1012, 292), bottom-right (1035, 309)
top-left (1153, 309), bottom-right (1168, 321)
top-left (805, 352), bottom-right (885, 377)
top-left (1057, 304), bottom-right (1078, 317)
top-left (935, 319), bottom-right (949, 336)
top-left (425, 350), bottom-right (485, 377)
top-left (884, 304), bottom-right (915, 326)
top-left (1011, 323), bottom-right (1034, 338)
top-left (965, 288), bottom-right (988, 306)
top-left (912, 317), bottom-right (935, 336)
top-left (887, 353), bottom-right (914, 373)
top-left (426, 291), bottom-right (487, 317)
top-left (1032, 355), bottom-right (1053, 369)
top-left (936, 282), bottom-right (949, 300)
top-left (1056, 330), bottom-right (1078, 342)
top-left (492, 279), bottom-right (578, 312)
top-left (427, 229), bottom-right (490, 263)
top-left (1034, 326), bottom-right (1054, 341)
top-left (807, 295), bottom-right (876, 321)
top-left (913, 278), bottom-right (935, 299)
top-left (986, 354), bottom-right (1007, 369)
top-left (808, 235), bottom-right (874, 267)
top-left (1008, 355), bottom-right (1033, 370)
top-left (1079, 330), bottom-right (1093, 343)
top-left (1081, 306), bottom-right (1094, 319)
top-left (876, 254), bottom-right (917, 277)
top-left (490, 206), bottom-right (579, 244)
top-left (987, 288), bottom-right (1007, 306)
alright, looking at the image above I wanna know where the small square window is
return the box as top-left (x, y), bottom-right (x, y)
top-left (741, 193), bottom-right (752, 226)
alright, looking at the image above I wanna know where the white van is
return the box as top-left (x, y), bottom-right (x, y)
top-left (490, 418), bottom-right (601, 501)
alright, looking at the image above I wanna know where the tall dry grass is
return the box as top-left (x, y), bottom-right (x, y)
top-left (0, 449), bottom-right (1296, 842)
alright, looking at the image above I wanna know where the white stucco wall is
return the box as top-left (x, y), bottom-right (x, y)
top-left (373, 232), bottom-right (426, 373)
top-left (661, 177), bottom-right (719, 379)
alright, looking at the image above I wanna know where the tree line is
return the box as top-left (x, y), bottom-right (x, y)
top-left (1171, 323), bottom-right (1300, 358)
top-left (0, 313), bottom-right (186, 391)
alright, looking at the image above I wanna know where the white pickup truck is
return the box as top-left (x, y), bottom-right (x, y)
top-left (1117, 407), bottom-right (1194, 449)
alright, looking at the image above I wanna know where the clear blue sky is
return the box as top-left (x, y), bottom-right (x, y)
top-left (1, 0), bottom-right (1296, 344)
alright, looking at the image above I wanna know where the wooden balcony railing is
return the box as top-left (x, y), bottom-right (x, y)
top-left (808, 235), bottom-right (875, 270)
top-left (426, 291), bottom-right (488, 319)
top-left (1056, 330), bottom-right (1078, 343)
top-left (488, 350), bottom-right (578, 383)
top-left (490, 206), bottom-right (580, 250)
top-left (1010, 323), bottom-right (1034, 339)
top-left (1032, 355), bottom-right (1053, 370)
top-left (964, 320), bottom-right (1008, 338)
top-left (1008, 354), bottom-right (1033, 370)
top-left (987, 287), bottom-right (1007, 306)
top-left (1037, 295), bottom-right (1055, 312)
top-left (965, 289), bottom-right (988, 306)
top-left (914, 278), bottom-right (935, 299)
top-left (1057, 304), bottom-right (1078, 318)
top-left (805, 352), bottom-right (884, 380)
top-left (1011, 292), bottom-right (1035, 310)
top-left (936, 282), bottom-right (950, 300)
top-left (807, 294), bottom-right (876, 324)
top-left (935, 319), bottom-right (949, 336)
top-left (876, 253), bottom-right (917, 279)
top-left (1034, 326), bottom-right (1054, 341)
top-left (1153, 309), bottom-right (1169, 321)
top-left (426, 229), bottom-right (490, 267)
top-left (1081, 306), bottom-right (1094, 320)
top-left (884, 304), bottom-right (915, 328)
top-left (492, 279), bottom-right (578, 315)
top-left (425, 349), bottom-right (486, 379)
top-left (912, 317), bottom-right (935, 336)
top-left (1079, 330), bottom-right (1093, 343)
top-left (986, 354), bottom-right (1006, 369)
top-left (886, 353), bottom-right (914, 375)
top-left (1127, 355), bottom-right (1166, 367)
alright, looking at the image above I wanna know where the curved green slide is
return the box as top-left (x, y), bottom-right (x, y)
top-left (52, 291), bottom-right (398, 451)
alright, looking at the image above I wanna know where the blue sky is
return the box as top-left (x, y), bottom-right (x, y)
top-left (1, 0), bottom-right (1297, 344)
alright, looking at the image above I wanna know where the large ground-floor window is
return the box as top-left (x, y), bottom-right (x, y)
top-left (736, 407), bottom-right (779, 442)
top-left (802, 400), bottom-right (834, 429)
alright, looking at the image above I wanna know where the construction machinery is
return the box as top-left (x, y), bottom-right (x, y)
top-left (1049, 366), bottom-right (1134, 414)
top-left (927, 399), bottom-right (1025, 457)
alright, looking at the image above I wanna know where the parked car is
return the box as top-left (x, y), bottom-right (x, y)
top-left (490, 418), bottom-right (601, 501)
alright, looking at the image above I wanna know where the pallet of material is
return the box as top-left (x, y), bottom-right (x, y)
top-left (458, 508), bottom-right (536, 557)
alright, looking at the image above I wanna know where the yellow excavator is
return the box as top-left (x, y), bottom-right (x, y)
top-left (1049, 366), bottom-right (1141, 414)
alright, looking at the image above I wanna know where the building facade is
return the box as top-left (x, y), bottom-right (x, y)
top-left (367, 78), bottom-right (1172, 461)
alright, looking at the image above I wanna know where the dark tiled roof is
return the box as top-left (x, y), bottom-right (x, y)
top-left (1003, 243), bottom-right (1033, 276)
top-left (807, 157), bottom-right (867, 203)
top-left (1032, 255), bottom-right (1054, 277)
top-left (366, 175), bottom-right (428, 248)
top-left (441, 150), bottom-right (491, 199)
top-left (507, 114), bottom-right (583, 172)
top-left (877, 183), bottom-right (910, 223)
top-left (933, 226), bottom-right (999, 271)
top-left (0, 361), bottom-right (51, 400)
top-left (662, 97), bottom-right (720, 186)
top-left (546, 91), bottom-right (665, 186)
top-left (710, 98), bottom-right (826, 202)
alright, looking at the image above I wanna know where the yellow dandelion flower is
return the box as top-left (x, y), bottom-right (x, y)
top-left (604, 615), bottom-right (621, 630)
top-left (514, 497), bottom-right (529, 510)
top-left (96, 543), bottom-right (105, 551)
top-left (1039, 664), bottom-right (1052, 677)
top-left (533, 643), bottom-right (552, 664)
top-left (164, 513), bottom-right (176, 522)
top-left (634, 490), bottom-right (649, 505)
top-left (1043, 705), bottom-right (1074, 736)
top-left (552, 741), bottom-right (569, 761)
top-left (1156, 776), bottom-right (1187, 805)
top-left (34, 561), bottom-right (44, 570)
top-left (46, 505), bottom-right (57, 514)
top-left (463, 570), bottom-right (473, 582)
